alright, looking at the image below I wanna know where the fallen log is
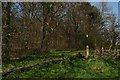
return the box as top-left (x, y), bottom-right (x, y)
top-left (2, 57), bottom-right (67, 76)
top-left (2, 53), bottom-right (85, 76)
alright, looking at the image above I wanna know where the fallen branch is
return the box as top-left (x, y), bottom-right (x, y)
top-left (2, 57), bottom-right (67, 76)
top-left (2, 53), bottom-right (81, 76)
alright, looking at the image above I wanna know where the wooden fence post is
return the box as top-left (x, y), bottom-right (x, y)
top-left (86, 45), bottom-right (89, 58)
top-left (86, 35), bottom-right (89, 58)
top-left (102, 47), bottom-right (104, 56)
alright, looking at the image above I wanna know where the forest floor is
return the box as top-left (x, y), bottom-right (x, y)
top-left (2, 50), bottom-right (120, 79)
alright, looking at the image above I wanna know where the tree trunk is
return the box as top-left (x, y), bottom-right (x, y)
top-left (0, 2), bottom-right (2, 62)
top-left (3, 2), bottom-right (11, 60)
top-left (40, 3), bottom-right (49, 54)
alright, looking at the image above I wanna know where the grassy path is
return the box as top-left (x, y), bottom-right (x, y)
top-left (2, 50), bottom-right (120, 78)
top-left (2, 51), bottom-right (79, 72)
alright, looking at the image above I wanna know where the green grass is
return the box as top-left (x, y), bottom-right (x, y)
top-left (2, 50), bottom-right (77, 71)
top-left (2, 50), bottom-right (120, 78)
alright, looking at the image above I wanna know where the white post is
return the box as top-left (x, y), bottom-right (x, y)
top-left (86, 45), bottom-right (89, 58)
top-left (86, 35), bottom-right (89, 58)
top-left (102, 47), bottom-right (104, 55)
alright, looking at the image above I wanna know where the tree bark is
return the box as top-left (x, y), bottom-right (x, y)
top-left (3, 2), bottom-right (11, 60)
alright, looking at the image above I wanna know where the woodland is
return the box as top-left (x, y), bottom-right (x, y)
top-left (1, 2), bottom-right (120, 79)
